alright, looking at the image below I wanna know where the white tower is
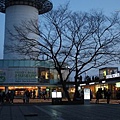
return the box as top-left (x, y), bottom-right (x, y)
top-left (0, 0), bottom-right (53, 59)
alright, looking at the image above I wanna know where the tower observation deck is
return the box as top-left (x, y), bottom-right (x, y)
top-left (0, 0), bottom-right (53, 14)
top-left (0, 0), bottom-right (53, 59)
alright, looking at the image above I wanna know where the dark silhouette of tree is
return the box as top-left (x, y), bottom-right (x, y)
top-left (6, 4), bottom-right (120, 101)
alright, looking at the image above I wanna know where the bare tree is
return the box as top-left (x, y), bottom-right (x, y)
top-left (63, 11), bottom-right (120, 100)
top-left (7, 4), bottom-right (120, 101)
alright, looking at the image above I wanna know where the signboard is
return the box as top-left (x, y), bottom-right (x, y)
top-left (84, 88), bottom-right (90, 100)
top-left (52, 92), bottom-right (62, 98)
top-left (106, 73), bottom-right (120, 79)
top-left (116, 82), bottom-right (120, 87)
top-left (57, 92), bottom-right (62, 98)
top-left (0, 67), bottom-right (38, 83)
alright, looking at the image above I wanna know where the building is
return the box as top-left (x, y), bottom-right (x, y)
top-left (0, 59), bottom-right (65, 97)
top-left (0, 0), bottom-right (67, 98)
top-left (80, 67), bottom-right (120, 99)
top-left (0, 0), bottom-right (53, 59)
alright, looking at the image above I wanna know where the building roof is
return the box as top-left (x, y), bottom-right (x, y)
top-left (0, 0), bottom-right (53, 14)
top-left (99, 67), bottom-right (118, 70)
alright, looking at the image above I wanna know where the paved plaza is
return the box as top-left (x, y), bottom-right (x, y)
top-left (0, 102), bottom-right (120, 120)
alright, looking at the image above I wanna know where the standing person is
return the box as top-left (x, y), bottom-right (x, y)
top-left (42, 90), bottom-right (46, 100)
top-left (5, 91), bottom-right (10, 103)
top-left (96, 90), bottom-right (100, 104)
top-left (38, 88), bottom-right (41, 99)
top-left (0, 91), bottom-right (2, 104)
top-left (106, 89), bottom-right (111, 104)
top-left (10, 90), bottom-right (14, 104)
top-left (103, 87), bottom-right (107, 99)
top-left (30, 90), bottom-right (32, 98)
top-left (80, 89), bottom-right (84, 100)
top-left (33, 90), bottom-right (36, 99)
top-left (23, 91), bottom-right (26, 103)
top-left (90, 90), bottom-right (93, 101)
top-left (48, 90), bottom-right (51, 99)
top-left (26, 90), bottom-right (30, 103)
top-left (1, 91), bottom-right (5, 103)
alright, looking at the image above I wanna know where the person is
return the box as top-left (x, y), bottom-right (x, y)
top-left (116, 89), bottom-right (120, 99)
top-left (96, 90), bottom-right (100, 104)
top-left (106, 89), bottom-right (111, 104)
top-left (33, 90), bottom-right (36, 99)
top-left (25, 90), bottom-right (30, 103)
top-left (1, 91), bottom-right (5, 103)
top-left (30, 90), bottom-right (32, 98)
top-left (80, 89), bottom-right (84, 99)
top-left (9, 90), bottom-right (14, 104)
top-left (0, 91), bottom-right (2, 104)
top-left (38, 88), bottom-right (41, 99)
top-left (23, 91), bottom-right (26, 103)
top-left (103, 87), bottom-right (107, 99)
top-left (42, 90), bottom-right (47, 100)
top-left (5, 91), bottom-right (10, 103)
top-left (90, 90), bottom-right (93, 101)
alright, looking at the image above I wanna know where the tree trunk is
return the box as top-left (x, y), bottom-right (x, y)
top-left (62, 81), bottom-right (71, 102)
top-left (73, 74), bottom-right (79, 101)
top-left (73, 82), bottom-right (79, 101)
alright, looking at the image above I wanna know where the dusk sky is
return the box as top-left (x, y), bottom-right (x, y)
top-left (0, 0), bottom-right (120, 59)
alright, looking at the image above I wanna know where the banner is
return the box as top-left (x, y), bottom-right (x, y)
top-left (0, 67), bottom-right (38, 83)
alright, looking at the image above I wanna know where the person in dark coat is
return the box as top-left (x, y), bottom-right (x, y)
top-left (10, 90), bottom-right (14, 104)
top-left (1, 91), bottom-right (5, 103)
top-left (25, 90), bottom-right (30, 103)
top-left (106, 89), bottom-right (111, 104)
top-left (96, 90), bottom-right (100, 104)
top-left (23, 90), bottom-right (27, 103)
top-left (33, 90), bottom-right (36, 99)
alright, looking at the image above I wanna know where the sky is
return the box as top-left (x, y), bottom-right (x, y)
top-left (0, 0), bottom-right (120, 60)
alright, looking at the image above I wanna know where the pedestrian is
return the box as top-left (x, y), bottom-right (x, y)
top-left (103, 87), bottom-right (107, 99)
top-left (38, 88), bottom-right (41, 99)
top-left (23, 91), bottom-right (26, 103)
top-left (80, 89), bottom-right (84, 100)
top-left (106, 89), bottom-right (111, 104)
top-left (25, 90), bottom-right (30, 103)
top-left (116, 89), bottom-right (120, 99)
top-left (33, 90), bottom-right (36, 99)
top-left (0, 91), bottom-right (2, 104)
top-left (9, 90), bottom-right (14, 104)
top-left (42, 90), bottom-right (46, 100)
top-left (5, 91), bottom-right (10, 103)
top-left (1, 91), bottom-right (5, 103)
top-left (30, 90), bottom-right (32, 98)
top-left (96, 90), bottom-right (100, 104)
top-left (90, 90), bottom-right (93, 101)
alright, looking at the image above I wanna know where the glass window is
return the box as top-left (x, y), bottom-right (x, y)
top-left (0, 60), bottom-right (3, 68)
top-left (3, 60), bottom-right (9, 67)
top-left (24, 60), bottom-right (30, 67)
top-left (9, 60), bottom-right (14, 67)
top-left (30, 60), bottom-right (36, 67)
top-left (14, 60), bottom-right (20, 67)
top-left (19, 60), bottom-right (25, 66)
top-left (34, 61), bottom-right (41, 67)
top-left (50, 69), bottom-right (59, 80)
top-left (38, 68), bottom-right (50, 80)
